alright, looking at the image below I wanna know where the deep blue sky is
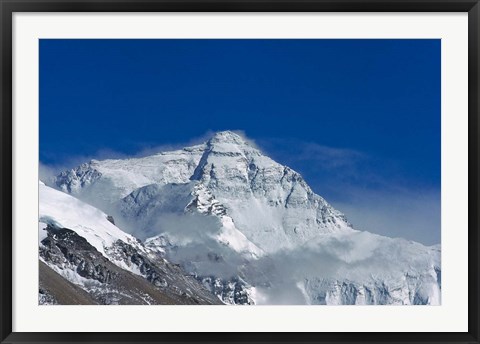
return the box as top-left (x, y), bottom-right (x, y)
top-left (40, 39), bottom-right (441, 244)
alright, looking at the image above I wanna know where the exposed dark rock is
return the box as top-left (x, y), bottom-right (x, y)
top-left (40, 224), bottom-right (222, 305)
top-left (106, 215), bottom-right (115, 225)
top-left (201, 276), bottom-right (253, 305)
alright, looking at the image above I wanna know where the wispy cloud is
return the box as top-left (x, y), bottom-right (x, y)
top-left (294, 142), bottom-right (365, 169)
top-left (256, 137), bottom-right (366, 173)
top-left (330, 186), bottom-right (440, 245)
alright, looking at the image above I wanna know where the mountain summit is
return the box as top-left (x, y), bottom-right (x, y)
top-left (208, 130), bottom-right (249, 145)
top-left (52, 131), bottom-right (441, 305)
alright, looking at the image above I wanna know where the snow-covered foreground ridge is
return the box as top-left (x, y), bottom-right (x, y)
top-left (40, 181), bottom-right (143, 266)
top-left (39, 181), bottom-right (222, 305)
top-left (50, 130), bottom-right (441, 305)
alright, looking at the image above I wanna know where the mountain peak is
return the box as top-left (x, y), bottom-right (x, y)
top-left (208, 131), bottom-right (247, 146)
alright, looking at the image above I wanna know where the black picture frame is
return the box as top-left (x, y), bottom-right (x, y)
top-left (1, 1), bottom-right (479, 343)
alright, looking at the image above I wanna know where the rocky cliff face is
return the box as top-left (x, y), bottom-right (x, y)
top-left (51, 131), bottom-right (441, 305)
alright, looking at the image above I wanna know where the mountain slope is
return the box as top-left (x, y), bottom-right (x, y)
top-left (249, 231), bottom-right (441, 305)
top-left (39, 182), bottom-right (222, 305)
top-left (39, 261), bottom-right (98, 305)
top-left (54, 145), bottom-right (205, 206)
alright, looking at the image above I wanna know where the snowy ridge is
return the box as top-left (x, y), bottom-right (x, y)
top-left (54, 145), bottom-right (206, 206)
top-left (39, 182), bottom-right (222, 305)
top-left (40, 182), bottom-right (148, 275)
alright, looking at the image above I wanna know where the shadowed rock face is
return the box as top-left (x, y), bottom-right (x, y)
top-left (39, 224), bottom-right (222, 305)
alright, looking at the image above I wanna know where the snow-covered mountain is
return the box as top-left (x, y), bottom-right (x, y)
top-left (39, 181), bottom-right (222, 305)
top-left (51, 131), bottom-right (441, 305)
top-left (55, 131), bottom-right (352, 251)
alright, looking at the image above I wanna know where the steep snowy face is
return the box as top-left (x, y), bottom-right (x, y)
top-left (40, 181), bottom-right (146, 272)
top-left (189, 131), bottom-right (353, 251)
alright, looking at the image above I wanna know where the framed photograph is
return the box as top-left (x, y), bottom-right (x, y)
top-left (1, 0), bottom-right (479, 343)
